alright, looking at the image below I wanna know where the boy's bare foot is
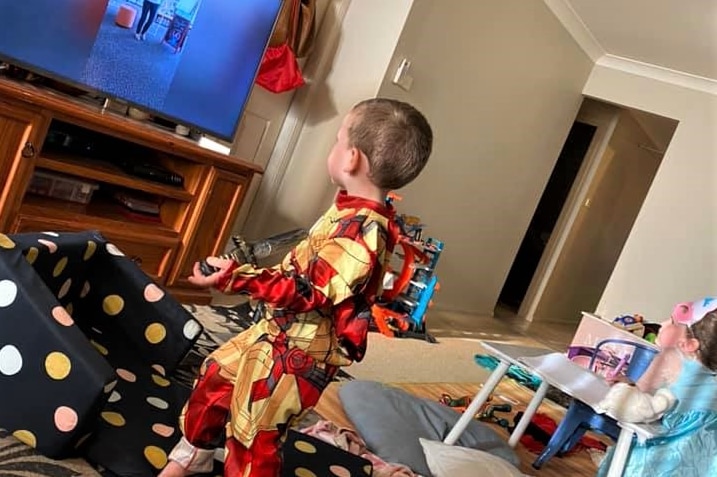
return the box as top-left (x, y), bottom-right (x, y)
top-left (158, 461), bottom-right (189, 477)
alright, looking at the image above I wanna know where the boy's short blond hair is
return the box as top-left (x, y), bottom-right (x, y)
top-left (348, 98), bottom-right (432, 190)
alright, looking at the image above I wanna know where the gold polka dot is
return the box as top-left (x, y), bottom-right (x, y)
top-left (102, 295), bottom-right (124, 316)
top-left (145, 323), bottom-right (166, 344)
top-left (26, 247), bottom-right (38, 264)
top-left (53, 257), bottom-right (68, 277)
top-left (294, 469), bottom-right (317, 477)
top-left (12, 429), bottom-right (36, 447)
top-left (144, 445), bottom-right (168, 470)
top-left (65, 303), bottom-right (74, 316)
top-left (293, 440), bottom-right (317, 454)
top-left (80, 281), bottom-right (90, 298)
top-left (90, 340), bottom-right (108, 356)
top-left (363, 464), bottom-right (371, 475)
top-left (57, 278), bottom-right (72, 299)
top-left (84, 241), bottom-right (97, 261)
top-left (101, 412), bottom-right (126, 427)
top-left (74, 433), bottom-right (92, 449)
top-left (0, 234), bottom-right (15, 249)
top-left (45, 352), bottom-right (71, 380)
top-left (151, 374), bottom-right (171, 387)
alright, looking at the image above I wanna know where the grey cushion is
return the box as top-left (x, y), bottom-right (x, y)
top-left (339, 381), bottom-right (519, 476)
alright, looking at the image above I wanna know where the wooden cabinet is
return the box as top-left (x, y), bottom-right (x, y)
top-left (0, 102), bottom-right (48, 231)
top-left (0, 77), bottom-right (262, 304)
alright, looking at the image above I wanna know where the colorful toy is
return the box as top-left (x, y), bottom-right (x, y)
top-left (370, 193), bottom-right (443, 342)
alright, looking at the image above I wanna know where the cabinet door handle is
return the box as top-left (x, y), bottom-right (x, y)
top-left (21, 142), bottom-right (36, 158)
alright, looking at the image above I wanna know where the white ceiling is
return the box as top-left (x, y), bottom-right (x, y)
top-left (562, 0), bottom-right (717, 81)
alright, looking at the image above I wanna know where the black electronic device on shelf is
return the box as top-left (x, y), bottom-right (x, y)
top-left (118, 161), bottom-right (184, 187)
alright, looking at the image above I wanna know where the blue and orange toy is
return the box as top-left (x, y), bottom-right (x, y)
top-left (371, 193), bottom-right (444, 342)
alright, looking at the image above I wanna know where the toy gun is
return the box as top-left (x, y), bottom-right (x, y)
top-left (199, 228), bottom-right (307, 276)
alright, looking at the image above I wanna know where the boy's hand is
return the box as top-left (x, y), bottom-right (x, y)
top-left (188, 257), bottom-right (234, 288)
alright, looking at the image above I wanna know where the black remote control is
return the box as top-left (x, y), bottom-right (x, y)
top-left (199, 259), bottom-right (220, 276)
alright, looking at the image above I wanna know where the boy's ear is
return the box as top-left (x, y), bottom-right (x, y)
top-left (344, 147), bottom-right (363, 173)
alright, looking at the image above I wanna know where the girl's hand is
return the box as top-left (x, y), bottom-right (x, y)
top-left (188, 257), bottom-right (234, 288)
top-left (605, 373), bottom-right (632, 386)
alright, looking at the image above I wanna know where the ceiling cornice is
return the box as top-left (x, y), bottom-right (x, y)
top-left (543, 0), bottom-right (717, 96)
top-left (542, 0), bottom-right (604, 61)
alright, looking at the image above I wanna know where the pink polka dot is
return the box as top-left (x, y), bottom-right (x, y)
top-left (51, 306), bottom-right (74, 326)
top-left (151, 423), bottom-right (175, 437)
top-left (54, 406), bottom-right (78, 432)
top-left (144, 284), bottom-right (165, 303)
top-left (116, 368), bottom-right (137, 382)
top-left (329, 465), bottom-right (351, 477)
top-left (37, 239), bottom-right (58, 253)
top-left (151, 364), bottom-right (166, 376)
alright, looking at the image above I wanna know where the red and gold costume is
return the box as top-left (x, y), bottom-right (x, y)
top-left (169, 191), bottom-right (398, 476)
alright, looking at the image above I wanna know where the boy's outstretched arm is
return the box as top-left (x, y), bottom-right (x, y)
top-left (215, 236), bottom-right (380, 313)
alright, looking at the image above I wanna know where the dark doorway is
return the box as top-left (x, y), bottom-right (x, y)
top-left (497, 121), bottom-right (597, 312)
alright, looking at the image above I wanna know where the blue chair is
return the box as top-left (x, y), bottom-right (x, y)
top-left (532, 338), bottom-right (659, 469)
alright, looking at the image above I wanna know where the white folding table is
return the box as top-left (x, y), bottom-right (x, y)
top-left (444, 340), bottom-right (660, 477)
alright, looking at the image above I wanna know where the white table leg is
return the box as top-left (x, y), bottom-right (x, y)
top-left (606, 427), bottom-right (634, 477)
top-left (443, 360), bottom-right (510, 445)
top-left (507, 379), bottom-right (549, 447)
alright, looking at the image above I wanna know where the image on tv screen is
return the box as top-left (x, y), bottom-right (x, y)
top-left (0, 0), bottom-right (282, 141)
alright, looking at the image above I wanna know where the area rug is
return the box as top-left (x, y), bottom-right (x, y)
top-left (0, 428), bottom-right (99, 477)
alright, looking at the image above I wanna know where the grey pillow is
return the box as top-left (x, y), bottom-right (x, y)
top-left (339, 380), bottom-right (519, 477)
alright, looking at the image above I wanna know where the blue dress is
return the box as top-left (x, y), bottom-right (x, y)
top-left (597, 356), bottom-right (717, 477)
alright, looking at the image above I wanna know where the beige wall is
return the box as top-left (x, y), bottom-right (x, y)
top-left (242, 0), bottom-right (414, 238)
top-left (532, 109), bottom-right (664, 322)
top-left (374, 0), bottom-right (593, 313)
top-left (586, 65), bottom-right (717, 321)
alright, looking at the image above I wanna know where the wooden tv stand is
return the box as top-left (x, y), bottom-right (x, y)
top-left (0, 77), bottom-right (262, 304)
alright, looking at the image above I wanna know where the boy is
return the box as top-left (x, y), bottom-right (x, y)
top-left (160, 98), bottom-right (433, 477)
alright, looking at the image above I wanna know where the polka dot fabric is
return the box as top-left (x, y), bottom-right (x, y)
top-left (0, 232), bottom-right (116, 458)
top-left (281, 430), bottom-right (373, 477)
top-left (0, 231), bottom-right (204, 475)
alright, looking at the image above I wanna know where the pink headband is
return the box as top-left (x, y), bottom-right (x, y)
top-left (672, 297), bottom-right (717, 327)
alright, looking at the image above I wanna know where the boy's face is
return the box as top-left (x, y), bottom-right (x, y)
top-left (326, 112), bottom-right (356, 187)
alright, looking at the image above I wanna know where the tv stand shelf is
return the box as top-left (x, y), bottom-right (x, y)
top-left (36, 153), bottom-right (194, 202)
top-left (0, 76), bottom-right (262, 304)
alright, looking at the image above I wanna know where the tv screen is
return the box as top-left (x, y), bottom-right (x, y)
top-left (0, 0), bottom-right (282, 141)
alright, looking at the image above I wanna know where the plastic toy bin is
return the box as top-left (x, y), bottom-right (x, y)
top-left (27, 170), bottom-right (100, 204)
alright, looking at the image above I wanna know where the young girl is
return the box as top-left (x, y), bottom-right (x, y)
top-left (597, 297), bottom-right (717, 476)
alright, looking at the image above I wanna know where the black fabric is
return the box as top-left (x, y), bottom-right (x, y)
top-left (0, 230), bottom-right (203, 475)
top-left (0, 234), bottom-right (116, 459)
top-left (281, 429), bottom-right (372, 477)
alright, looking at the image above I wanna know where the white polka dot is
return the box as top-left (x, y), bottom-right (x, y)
top-left (0, 345), bottom-right (23, 375)
top-left (146, 397), bottom-right (169, 409)
top-left (42, 232), bottom-right (59, 237)
top-left (104, 380), bottom-right (117, 393)
top-left (0, 280), bottom-right (18, 308)
top-left (106, 243), bottom-right (124, 256)
top-left (183, 320), bottom-right (201, 340)
top-left (108, 391), bottom-right (122, 403)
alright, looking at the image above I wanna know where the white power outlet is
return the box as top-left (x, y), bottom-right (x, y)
top-left (392, 58), bottom-right (414, 91)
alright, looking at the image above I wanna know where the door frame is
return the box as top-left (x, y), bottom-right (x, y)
top-left (518, 98), bottom-right (621, 321)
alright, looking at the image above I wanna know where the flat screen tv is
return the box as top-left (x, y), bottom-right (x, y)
top-left (0, 0), bottom-right (283, 141)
